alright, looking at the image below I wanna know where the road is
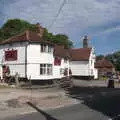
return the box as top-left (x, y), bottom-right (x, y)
top-left (2, 79), bottom-right (120, 120)
top-left (2, 103), bottom-right (109, 120)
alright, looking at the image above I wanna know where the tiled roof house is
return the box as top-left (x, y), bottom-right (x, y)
top-left (69, 36), bottom-right (98, 79)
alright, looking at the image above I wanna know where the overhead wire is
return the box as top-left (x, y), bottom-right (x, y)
top-left (48, 0), bottom-right (66, 30)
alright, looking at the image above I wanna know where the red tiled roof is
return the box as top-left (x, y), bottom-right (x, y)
top-left (70, 48), bottom-right (92, 61)
top-left (54, 45), bottom-right (70, 58)
top-left (0, 30), bottom-right (53, 45)
top-left (95, 58), bottom-right (114, 68)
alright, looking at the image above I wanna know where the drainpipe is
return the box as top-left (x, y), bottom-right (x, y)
top-left (25, 42), bottom-right (28, 78)
top-left (67, 60), bottom-right (69, 77)
top-left (1, 65), bottom-right (3, 80)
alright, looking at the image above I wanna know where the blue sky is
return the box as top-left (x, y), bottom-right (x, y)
top-left (0, 0), bottom-right (120, 55)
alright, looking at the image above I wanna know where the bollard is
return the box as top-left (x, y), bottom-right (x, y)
top-left (107, 79), bottom-right (114, 88)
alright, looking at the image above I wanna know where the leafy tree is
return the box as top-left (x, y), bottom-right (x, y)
top-left (43, 28), bottom-right (54, 41)
top-left (97, 51), bottom-right (120, 71)
top-left (0, 19), bottom-right (36, 40)
top-left (53, 34), bottom-right (73, 48)
top-left (43, 29), bottom-right (73, 48)
top-left (0, 29), bottom-right (3, 41)
top-left (0, 19), bottom-right (73, 48)
top-left (96, 55), bottom-right (104, 61)
top-left (105, 51), bottom-right (120, 71)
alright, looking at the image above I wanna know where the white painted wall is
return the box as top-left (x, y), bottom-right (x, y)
top-left (70, 48), bottom-right (98, 79)
top-left (89, 48), bottom-right (98, 79)
top-left (0, 42), bottom-right (26, 78)
top-left (27, 44), bottom-right (54, 80)
top-left (70, 61), bottom-right (90, 76)
top-left (0, 42), bottom-right (71, 80)
top-left (53, 58), bottom-right (70, 79)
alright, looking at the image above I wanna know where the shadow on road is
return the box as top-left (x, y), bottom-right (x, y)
top-left (68, 86), bottom-right (120, 118)
top-left (27, 102), bottom-right (58, 120)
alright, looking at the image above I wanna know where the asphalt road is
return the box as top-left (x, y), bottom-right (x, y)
top-left (2, 80), bottom-right (120, 120)
top-left (2, 103), bottom-right (109, 120)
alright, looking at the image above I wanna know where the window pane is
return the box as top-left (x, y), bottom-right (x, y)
top-left (40, 64), bottom-right (52, 75)
top-left (48, 46), bottom-right (52, 53)
top-left (47, 64), bottom-right (52, 75)
top-left (43, 64), bottom-right (46, 67)
top-left (41, 44), bottom-right (46, 52)
top-left (40, 67), bottom-right (43, 74)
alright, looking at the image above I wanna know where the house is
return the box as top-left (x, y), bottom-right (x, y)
top-left (95, 58), bottom-right (115, 77)
top-left (0, 23), bottom-right (70, 83)
top-left (53, 45), bottom-right (70, 79)
top-left (70, 36), bottom-right (98, 80)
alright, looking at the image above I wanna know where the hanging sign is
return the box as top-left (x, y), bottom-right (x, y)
top-left (5, 50), bottom-right (17, 61)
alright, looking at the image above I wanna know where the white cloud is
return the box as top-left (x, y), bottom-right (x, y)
top-left (1, 0), bottom-right (120, 39)
top-left (91, 25), bottom-right (120, 37)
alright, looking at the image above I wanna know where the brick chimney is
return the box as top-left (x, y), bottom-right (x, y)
top-left (83, 35), bottom-right (88, 48)
top-left (36, 23), bottom-right (44, 38)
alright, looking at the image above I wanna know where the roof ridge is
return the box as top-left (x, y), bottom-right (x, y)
top-left (71, 47), bottom-right (92, 50)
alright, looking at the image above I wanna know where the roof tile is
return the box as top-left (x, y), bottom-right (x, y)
top-left (70, 48), bottom-right (92, 61)
top-left (95, 58), bottom-right (114, 68)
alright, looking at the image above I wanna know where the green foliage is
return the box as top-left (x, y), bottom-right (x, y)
top-left (0, 19), bottom-right (73, 48)
top-left (0, 19), bottom-right (36, 40)
top-left (96, 55), bottom-right (104, 61)
top-left (43, 27), bottom-right (73, 48)
top-left (106, 51), bottom-right (120, 71)
top-left (97, 51), bottom-right (120, 71)
top-left (53, 34), bottom-right (73, 48)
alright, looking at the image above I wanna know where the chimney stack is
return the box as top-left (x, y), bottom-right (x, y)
top-left (83, 35), bottom-right (88, 48)
top-left (36, 23), bottom-right (44, 38)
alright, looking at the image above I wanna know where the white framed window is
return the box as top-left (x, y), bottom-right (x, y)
top-left (40, 64), bottom-right (52, 75)
top-left (40, 64), bottom-right (46, 75)
top-left (41, 44), bottom-right (46, 52)
top-left (48, 45), bottom-right (52, 53)
top-left (47, 64), bottom-right (52, 75)
top-left (60, 68), bottom-right (64, 75)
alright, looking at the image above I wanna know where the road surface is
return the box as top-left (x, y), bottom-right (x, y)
top-left (2, 80), bottom-right (120, 120)
top-left (2, 103), bottom-right (110, 120)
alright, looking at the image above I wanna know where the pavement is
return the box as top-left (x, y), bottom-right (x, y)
top-left (0, 87), bottom-right (80, 119)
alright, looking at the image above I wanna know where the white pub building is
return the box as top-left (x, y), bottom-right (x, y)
top-left (0, 24), bottom-right (70, 83)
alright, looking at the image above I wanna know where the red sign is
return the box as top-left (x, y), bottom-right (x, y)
top-left (54, 57), bottom-right (61, 66)
top-left (5, 50), bottom-right (17, 61)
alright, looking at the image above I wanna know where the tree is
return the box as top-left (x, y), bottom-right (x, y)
top-left (0, 19), bottom-right (73, 48)
top-left (96, 55), bottom-right (104, 61)
top-left (0, 19), bottom-right (36, 40)
top-left (53, 34), bottom-right (73, 48)
top-left (105, 51), bottom-right (120, 71)
top-left (0, 29), bottom-right (3, 41)
top-left (43, 29), bottom-right (73, 48)
top-left (97, 51), bottom-right (120, 71)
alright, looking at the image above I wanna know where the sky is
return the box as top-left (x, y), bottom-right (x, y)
top-left (0, 0), bottom-right (120, 55)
